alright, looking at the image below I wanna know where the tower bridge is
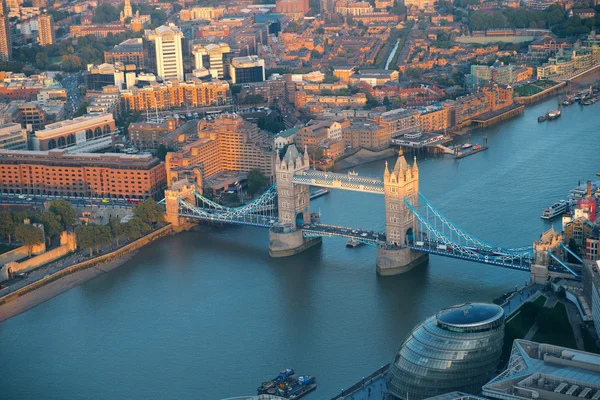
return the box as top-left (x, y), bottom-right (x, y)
top-left (165, 145), bottom-right (581, 280)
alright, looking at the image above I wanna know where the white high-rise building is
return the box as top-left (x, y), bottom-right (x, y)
top-left (145, 24), bottom-right (184, 82)
top-left (192, 43), bottom-right (231, 79)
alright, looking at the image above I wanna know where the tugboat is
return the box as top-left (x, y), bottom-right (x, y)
top-left (257, 369), bottom-right (317, 399)
top-left (537, 113), bottom-right (548, 122)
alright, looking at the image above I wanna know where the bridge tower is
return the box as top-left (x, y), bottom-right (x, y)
top-left (376, 150), bottom-right (428, 275)
top-left (530, 227), bottom-right (562, 284)
top-left (269, 145), bottom-right (321, 257)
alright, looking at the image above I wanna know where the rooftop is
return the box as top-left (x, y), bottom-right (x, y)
top-left (107, 38), bottom-right (144, 53)
top-left (436, 303), bottom-right (504, 328)
top-left (483, 340), bottom-right (600, 400)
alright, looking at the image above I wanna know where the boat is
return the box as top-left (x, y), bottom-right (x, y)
top-left (538, 113), bottom-right (548, 122)
top-left (348, 170), bottom-right (359, 176)
top-left (346, 239), bottom-right (361, 248)
top-left (309, 188), bottom-right (329, 200)
top-left (541, 200), bottom-right (569, 219)
top-left (547, 109), bottom-right (561, 120)
top-left (461, 143), bottom-right (472, 149)
top-left (596, 172), bottom-right (600, 177)
top-left (257, 369), bottom-right (317, 399)
top-left (562, 98), bottom-right (573, 106)
top-left (473, 144), bottom-right (482, 150)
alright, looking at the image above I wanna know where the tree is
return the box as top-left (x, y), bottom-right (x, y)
top-left (92, 4), bottom-right (120, 23)
top-left (75, 224), bottom-right (111, 256)
top-left (133, 200), bottom-right (165, 225)
top-left (38, 211), bottom-right (62, 246)
top-left (110, 218), bottom-right (125, 246)
top-left (0, 209), bottom-right (15, 244)
top-left (14, 224), bottom-right (44, 256)
top-left (74, 102), bottom-right (89, 118)
top-left (49, 200), bottom-right (77, 227)
top-left (310, 49), bottom-right (322, 59)
top-left (124, 218), bottom-right (151, 240)
top-left (247, 169), bottom-right (267, 195)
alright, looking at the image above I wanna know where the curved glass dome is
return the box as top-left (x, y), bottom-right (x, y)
top-left (387, 303), bottom-right (505, 400)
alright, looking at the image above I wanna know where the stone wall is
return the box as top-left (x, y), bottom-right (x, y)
top-left (5, 232), bottom-right (77, 276)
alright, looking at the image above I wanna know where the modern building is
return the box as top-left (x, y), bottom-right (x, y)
top-left (0, 149), bottom-right (167, 199)
top-left (37, 14), bottom-right (55, 46)
top-left (0, 0), bottom-right (11, 61)
top-left (31, 113), bottom-right (115, 152)
top-left (483, 339), bottom-right (600, 400)
top-left (85, 63), bottom-right (138, 91)
top-left (230, 56), bottom-right (265, 85)
top-left (342, 121), bottom-right (389, 150)
top-left (165, 114), bottom-right (276, 187)
top-left (0, 123), bottom-right (27, 150)
top-left (192, 43), bottom-right (232, 79)
top-left (179, 6), bottom-right (226, 21)
top-left (145, 24), bottom-right (185, 82)
top-left (104, 38), bottom-right (146, 68)
top-left (17, 102), bottom-right (46, 132)
top-left (387, 302), bottom-right (505, 399)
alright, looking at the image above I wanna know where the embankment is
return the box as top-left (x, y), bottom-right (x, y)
top-left (0, 224), bottom-right (178, 323)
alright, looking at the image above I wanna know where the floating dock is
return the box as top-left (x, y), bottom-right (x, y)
top-left (455, 146), bottom-right (488, 159)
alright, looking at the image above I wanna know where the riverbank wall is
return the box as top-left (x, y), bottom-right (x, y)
top-left (0, 224), bottom-right (175, 321)
top-left (515, 82), bottom-right (566, 105)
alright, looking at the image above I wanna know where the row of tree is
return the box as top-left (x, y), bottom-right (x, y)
top-left (75, 200), bottom-right (165, 257)
top-left (468, 5), bottom-right (565, 30)
top-left (0, 200), bottom-right (77, 255)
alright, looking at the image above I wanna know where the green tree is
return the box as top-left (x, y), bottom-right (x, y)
top-left (242, 94), bottom-right (265, 104)
top-left (133, 200), bottom-right (165, 225)
top-left (74, 102), bottom-right (89, 118)
top-left (49, 200), bottom-right (77, 227)
top-left (310, 49), bottom-right (322, 59)
top-left (247, 169), bottom-right (267, 195)
top-left (0, 209), bottom-right (15, 244)
top-left (76, 225), bottom-right (96, 257)
top-left (92, 3), bottom-right (120, 23)
top-left (110, 218), bottom-right (125, 246)
top-left (94, 225), bottom-right (112, 253)
top-left (14, 224), bottom-right (44, 256)
top-left (124, 218), bottom-right (151, 240)
top-left (38, 211), bottom-right (62, 246)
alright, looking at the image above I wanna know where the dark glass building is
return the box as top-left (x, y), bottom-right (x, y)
top-left (387, 303), bottom-right (505, 399)
top-left (230, 56), bottom-right (265, 84)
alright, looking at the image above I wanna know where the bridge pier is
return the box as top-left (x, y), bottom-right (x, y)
top-left (269, 227), bottom-right (321, 258)
top-left (376, 247), bottom-right (428, 276)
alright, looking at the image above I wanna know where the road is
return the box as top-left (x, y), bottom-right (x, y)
top-left (61, 72), bottom-right (84, 119)
top-left (0, 193), bottom-right (137, 208)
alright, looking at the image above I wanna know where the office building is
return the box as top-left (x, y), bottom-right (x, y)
top-left (0, 0), bottom-right (11, 61)
top-left (104, 38), bottom-right (146, 68)
top-left (37, 14), bottom-right (55, 46)
top-left (17, 102), bottom-right (45, 132)
top-left (32, 113), bottom-right (115, 152)
top-left (145, 24), bottom-right (185, 82)
top-left (0, 123), bottom-right (27, 150)
top-left (192, 43), bottom-right (232, 79)
top-left (229, 56), bottom-right (265, 84)
top-left (166, 114), bottom-right (276, 187)
top-left (387, 303), bottom-right (505, 399)
top-left (0, 149), bottom-right (167, 199)
top-left (483, 339), bottom-right (600, 400)
top-left (275, 0), bottom-right (309, 18)
top-left (70, 24), bottom-right (127, 38)
top-left (85, 63), bottom-right (137, 91)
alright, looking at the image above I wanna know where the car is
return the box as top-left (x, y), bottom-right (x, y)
top-left (361, 233), bottom-right (368, 237)
top-left (27, 198), bottom-right (33, 201)
top-left (351, 229), bottom-right (358, 234)
top-left (303, 224), bottom-right (310, 229)
top-left (17, 195), bottom-right (26, 199)
top-left (101, 199), bottom-right (109, 203)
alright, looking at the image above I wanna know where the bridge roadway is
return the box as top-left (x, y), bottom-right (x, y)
top-left (302, 223), bottom-right (386, 245)
top-left (293, 170), bottom-right (385, 194)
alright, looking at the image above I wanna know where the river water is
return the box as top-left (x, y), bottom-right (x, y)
top-left (1, 97), bottom-right (599, 400)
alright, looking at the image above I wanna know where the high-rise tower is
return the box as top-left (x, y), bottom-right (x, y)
top-left (37, 14), bottom-right (55, 46)
top-left (145, 24), bottom-right (184, 82)
top-left (0, 0), bottom-right (11, 61)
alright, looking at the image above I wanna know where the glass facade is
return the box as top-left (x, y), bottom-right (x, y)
top-left (387, 303), bottom-right (505, 400)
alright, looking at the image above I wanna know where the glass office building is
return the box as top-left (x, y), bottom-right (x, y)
top-left (387, 303), bottom-right (505, 399)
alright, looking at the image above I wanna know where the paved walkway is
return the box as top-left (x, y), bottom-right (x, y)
top-left (565, 300), bottom-right (585, 351)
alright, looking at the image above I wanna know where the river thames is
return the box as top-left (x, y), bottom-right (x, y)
top-left (1, 97), bottom-right (599, 400)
